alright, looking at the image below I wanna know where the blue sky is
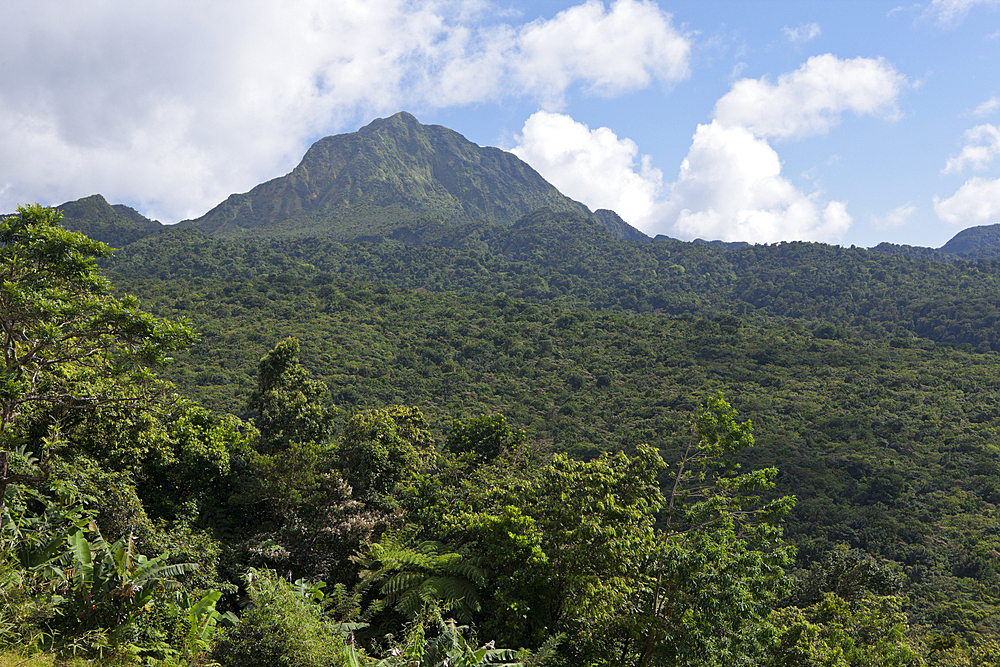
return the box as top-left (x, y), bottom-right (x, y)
top-left (2, 0), bottom-right (999, 247)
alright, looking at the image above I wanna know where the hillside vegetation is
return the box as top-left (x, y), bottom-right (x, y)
top-left (101, 221), bottom-right (1000, 638)
top-left (8, 111), bottom-right (1000, 664)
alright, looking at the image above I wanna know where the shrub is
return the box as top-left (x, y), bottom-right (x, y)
top-left (211, 569), bottom-right (347, 667)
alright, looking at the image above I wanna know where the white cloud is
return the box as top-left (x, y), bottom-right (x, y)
top-left (934, 177), bottom-right (1000, 225)
top-left (783, 23), bottom-right (821, 43)
top-left (943, 124), bottom-right (1000, 173)
top-left (511, 111), bottom-right (664, 230)
top-left (713, 54), bottom-right (906, 140)
top-left (0, 0), bottom-right (690, 222)
top-left (871, 202), bottom-right (917, 229)
top-left (508, 54), bottom-right (907, 244)
top-left (514, 0), bottom-right (690, 108)
top-left (510, 111), bottom-right (854, 243)
top-left (641, 55), bottom-right (905, 243)
top-left (663, 121), bottom-right (851, 243)
top-left (973, 96), bottom-right (1000, 117)
top-left (926, 0), bottom-right (1000, 24)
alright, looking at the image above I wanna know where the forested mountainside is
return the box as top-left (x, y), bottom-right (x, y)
top-left (107, 209), bottom-right (1000, 353)
top-left (95, 217), bottom-right (1000, 639)
top-left (8, 111), bottom-right (1000, 663)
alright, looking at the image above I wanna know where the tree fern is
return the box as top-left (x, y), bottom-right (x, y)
top-left (353, 526), bottom-right (485, 623)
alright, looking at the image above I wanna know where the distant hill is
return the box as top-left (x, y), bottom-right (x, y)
top-left (871, 223), bottom-right (1000, 262)
top-left (56, 194), bottom-right (163, 248)
top-left (184, 111), bottom-right (647, 242)
top-left (939, 223), bottom-right (1000, 254)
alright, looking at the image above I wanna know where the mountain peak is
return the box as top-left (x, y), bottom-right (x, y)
top-left (364, 110), bottom-right (421, 129)
top-left (187, 112), bottom-right (646, 241)
top-left (56, 194), bottom-right (163, 247)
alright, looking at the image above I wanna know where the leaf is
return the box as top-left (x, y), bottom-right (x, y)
top-left (66, 526), bottom-right (93, 585)
top-left (343, 642), bottom-right (365, 667)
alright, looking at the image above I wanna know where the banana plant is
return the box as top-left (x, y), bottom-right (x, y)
top-left (175, 589), bottom-right (238, 663)
top-left (59, 526), bottom-right (198, 642)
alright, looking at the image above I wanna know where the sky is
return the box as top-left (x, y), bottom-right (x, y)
top-left (1, 0), bottom-right (999, 247)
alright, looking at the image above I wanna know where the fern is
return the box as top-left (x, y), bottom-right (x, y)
top-left (354, 526), bottom-right (485, 623)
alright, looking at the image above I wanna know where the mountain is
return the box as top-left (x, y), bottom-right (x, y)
top-left (939, 222), bottom-right (1000, 254)
top-left (185, 111), bottom-right (647, 242)
top-left (870, 222), bottom-right (1000, 261)
top-left (56, 194), bottom-right (163, 248)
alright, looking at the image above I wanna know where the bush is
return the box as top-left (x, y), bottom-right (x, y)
top-left (211, 569), bottom-right (347, 667)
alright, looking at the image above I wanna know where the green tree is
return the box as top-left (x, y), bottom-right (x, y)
top-left (410, 436), bottom-right (666, 663)
top-left (445, 414), bottom-right (526, 464)
top-left (212, 568), bottom-right (349, 667)
top-left (336, 406), bottom-right (433, 510)
top-left (246, 337), bottom-right (332, 454)
top-left (634, 393), bottom-right (796, 667)
top-left (765, 593), bottom-right (923, 667)
top-left (0, 204), bottom-right (195, 510)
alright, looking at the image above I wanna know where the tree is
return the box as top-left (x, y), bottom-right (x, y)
top-left (336, 406), bottom-right (432, 510)
top-left (633, 393), bottom-right (796, 667)
top-left (246, 337), bottom-right (331, 454)
top-left (0, 204), bottom-right (196, 511)
top-left (445, 414), bottom-right (526, 464)
top-left (409, 435), bottom-right (666, 662)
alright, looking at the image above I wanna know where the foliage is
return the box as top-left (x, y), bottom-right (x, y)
top-left (211, 568), bottom-right (348, 667)
top-left (633, 394), bottom-right (795, 667)
top-left (788, 545), bottom-right (904, 607)
top-left (8, 206), bottom-right (1000, 663)
top-left (408, 439), bottom-right (663, 661)
top-left (336, 406), bottom-right (433, 510)
top-left (766, 593), bottom-right (923, 667)
top-left (346, 606), bottom-right (524, 667)
top-left (352, 526), bottom-right (485, 624)
top-left (53, 525), bottom-right (198, 646)
top-left (446, 413), bottom-right (526, 464)
top-left (0, 203), bottom-right (195, 448)
top-left (115, 255), bottom-right (1000, 637)
top-left (175, 589), bottom-right (238, 664)
top-left (247, 337), bottom-right (332, 454)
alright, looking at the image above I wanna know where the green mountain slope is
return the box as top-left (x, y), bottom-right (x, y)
top-left (43, 195), bottom-right (1000, 640)
top-left (56, 193), bottom-right (163, 247)
top-left (940, 223), bottom-right (1000, 254)
top-left (108, 255), bottom-right (1000, 638)
top-left (184, 111), bottom-right (647, 241)
top-left (110, 209), bottom-right (1000, 353)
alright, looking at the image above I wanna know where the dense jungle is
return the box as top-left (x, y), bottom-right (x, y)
top-left (6, 112), bottom-right (1000, 666)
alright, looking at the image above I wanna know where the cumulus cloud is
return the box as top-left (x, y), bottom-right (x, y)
top-left (512, 111), bottom-right (664, 229)
top-left (713, 54), bottom-right (906, 140)
top-left (936, 124), bottom-right (1000, 227)
top-left (943, 124), bottom-right (1000, 173)
top-left (663, 121), bottom-right (851, 242)
top-left (514, 0), bottom-right (690, 108)
top-left (783, 23), bottom-right (821, 43)
top-left (934, 177), bottom-right (1000, 225)
top-left (871, 202), bottom-right (917, 229)
top-left (651, 55), bottom-right (904, 243)
top-left (0, 0), bottom-right (690, 222)
top-left (512, 54), bottom-right (906, 244)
